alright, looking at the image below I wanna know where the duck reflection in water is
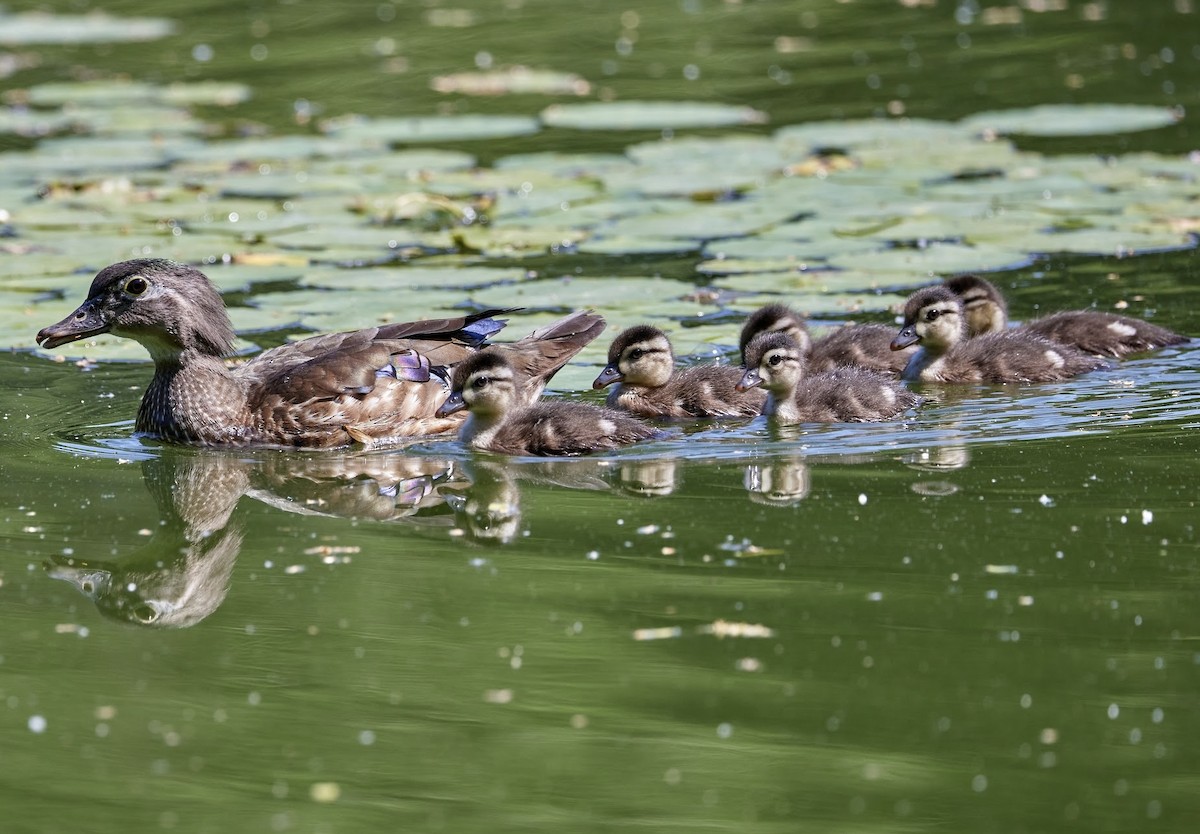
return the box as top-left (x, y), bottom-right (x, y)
top-left (44, 449), bottom-right (464, 628)
top-left (744, 457), bottom-right (811, 506)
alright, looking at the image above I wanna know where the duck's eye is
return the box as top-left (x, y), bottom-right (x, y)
top-left (925, 309), bottom-right (940, 322)
top-left (472, 376), bottom-right (489, 390)
top-left (124, 276), bottom-right (149, 296)
top-left (628, 349), bottom-right (645, 361)
top-left (768, 354), bottom-right (783, 366)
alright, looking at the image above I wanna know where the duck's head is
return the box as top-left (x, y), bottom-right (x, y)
top-left (437, 349), bottom-right (518, 419)
top-left (592, 324), bottom-right (674, 389)
top-left (36, 259), bottom-right (235, 361)
top-left (738, 304), bottom-right (811, 366)
top-left (736, 332), bottom-right (805, 395)
top-left (943, 273), bottom-right (1008, 336)
top-left (891, 286), bottom-right (966, 353)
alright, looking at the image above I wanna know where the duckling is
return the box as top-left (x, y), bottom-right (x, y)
top-left (891, 286), bottom-right (1108, 383)
top-left (593, 325), bottom-right (765, 418)
top-left (436, 350), bottom-right (657, 456)
top-left (737, 332), bottom-right (920, 423)
top-left (739, 303), bottom-right (915, 376)
top-left (945, 273), bottom-right (1189, 358)
top-left (35, 259), bottom-right (605, 448)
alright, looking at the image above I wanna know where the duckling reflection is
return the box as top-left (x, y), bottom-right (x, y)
top-left (446, 461), bottom-right (523, 544)
top-left (616, 458), bottom-right (679, 497)
top-left (744, 458), bottom-right (811, 506)
top-left (44, 450), bottom-right (462, 628)
top-left (445, 459), bottom-right (619, 543)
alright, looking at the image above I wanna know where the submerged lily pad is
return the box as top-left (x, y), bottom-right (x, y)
top-left (541, 101), bottom-right (768, 131)
top-left (961, 104), bottom-right (1181, 137)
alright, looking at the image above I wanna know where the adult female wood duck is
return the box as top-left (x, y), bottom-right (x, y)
top-left (436, 350), bottom-right (657, 456)
top-left (890, 286), bottom-right (1108, 383)
top-left (738, 332), bottom-right (920, 423)
top-left (738, 303), bottom-right (915, 376)
top-left (944, 273), bottom-right (1189, 358)
top-left (35, 259), bottom-right (605, 448)
top-left (592, 324), bottom-right (765, 418)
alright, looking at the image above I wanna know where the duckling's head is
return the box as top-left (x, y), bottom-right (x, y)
top-left (437, 349), bottom-right (518, 418)
top-left (944, 273), bottom-right (1008, 336)
top-left (892, 286), bottom-right (966, 353)
top-left (736, 332), bottom-right (805, 395)
top-left (592, 324), bottom-right (674, 389)
top-left (36, 259), bottom-right (235, 361)
top-left (738, 304), bottom-right (812, 365)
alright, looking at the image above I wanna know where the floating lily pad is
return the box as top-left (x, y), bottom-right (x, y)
top-left (168, 135), bottom-right (373, 165)
top-left (828, 243), bottom-right (1033, 275)
top-left (298, 265), bottom-right (527, 291)
top-left (775, 118), bottom-right (975, 151)
top-left (541, 101), bottom-right (768, 131)
top-left (1000, 227), bottom-right (1195, 256)
top-left (325, 114), bottom-right (542, 144)
top-left (0, 12), bottom-right (174, 45)
top-left (308, 149), bottom-right (478, 178)
top-left (711, 268), bottom-right (923, 298)
top-left (702, 234), bottom-right (881, 263)
top-left (0, 106), bottom-right (77, 137)
top-left (431, 66), bottom-right (591, 97)
top-left (961, 104), bottom-right (1181, 137)
top-left (576, 236), bottom-right (702, 256)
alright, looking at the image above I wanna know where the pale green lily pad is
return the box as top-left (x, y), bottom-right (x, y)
top-left (0, 12), bottom-right (174, 45)
top-left (961, 104), bottom-right (1181, 137)
top-left (261, 287), bottom-right (465, 333)
top-left (267, 225), bottom-right (429, 253)
top-left (216, 172), bottom-right (363, 200)
top-left (999, 227), bottom-right (1195, 256)
top-left (541, 101), bottom-right (768, 131)
top-left (452, 224), bottom-right (590, 256)
top-left (307, 149), bottom-right (478, 178)
top-left (298, 265), bottom-right (527, 291)
top-left (494, 151), bottom-right (633, 178)
top-left (168, 135), bottom-right (372, 164)
top-left (25, 79), bottom-right (248, 107)
top-left (828, 243), bottom-right (1033, 275)
top-left (0, 106), bottom-right (77, 136)
top-left (722, 290), bottom-right (909, 318)
top-left (602, 201), bottom-right (798, 240)
top-left (710, 268), bottom-right (923, 297)
top-left (431, 66), bottom-right (591, 96)
top-left (775, 118), bottom-right (975, 151)
top-left (61, 104), bottom-right (207, 136)
top-left (575, 236), bottom-right (701, 256)
top-left (470, 276), bottom-right (700, 315)
top-left (703, 234), bottom-right (882, 262)
top-left (325, 114), bottom-right (541, 144)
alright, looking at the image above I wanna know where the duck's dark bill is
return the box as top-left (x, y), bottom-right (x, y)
top-left (890, 326), bottom-right (919, 351)
top-left (592, 365), bottom-right (622, 389)
top-left (36, 302), bottom-right (111, 349)
top-left (735, 368), bottom-right (761, 392)
top-left (435, 391), bottom-right (466, 418)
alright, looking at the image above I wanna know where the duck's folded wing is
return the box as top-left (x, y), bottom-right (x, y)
top-left (234, 309), bottom-right (516, 395)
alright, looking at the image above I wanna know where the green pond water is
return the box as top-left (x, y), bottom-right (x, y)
top-left (2, 1), bottom-right (1200, 832)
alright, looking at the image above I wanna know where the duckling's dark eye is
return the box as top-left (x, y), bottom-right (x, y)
top-left (925, 309), bottom-right (940, 322)
top-left (628, 349), bottom-right (645, 361)
top-left (768, 354), bottom-right (783, 366)
top-left (472, 376), bottom-right (489, 389)
top-left (124, 276), bottom-right (149, 296)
